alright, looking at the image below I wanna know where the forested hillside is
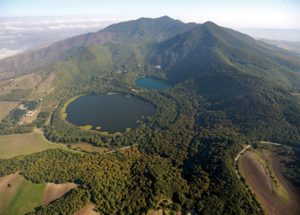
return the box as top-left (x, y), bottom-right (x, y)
top-left (0, 16), bottom-right (300, 214)
top-left (150, 21), bottom-right (300, 146)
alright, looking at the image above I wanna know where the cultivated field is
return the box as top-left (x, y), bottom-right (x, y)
top-left (42, 182), bottom-right (77, 205)
top-left (0, 101), bottom-right (19, 120)
top-left (0, 131), bottom-right (68, 159)
top-left (69, 142), bottom-right (109, 153)
top-left (0, 173), bottom-right (45, 215)
top-left (74, 203), bottom-right (100, 215)
top-left (239, 149), bottom-right (300, 215)
top-left (0, 173), bottom-right (79, 215)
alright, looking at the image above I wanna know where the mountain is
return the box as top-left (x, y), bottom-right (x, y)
top-left (0, 16), bottom-right (196, 80)
top-left (151, 21), bottom-right (300, 86)
top-left (2, 17), bottom-right (300, 144)
top-left (1, 16), bottom-right (300, 214)
top-left (150, 21), bottom-right (300, 144)
top-left (2, 16), bottom-right (300, 144)
top-left (102, 16), bottom-right (196, 43)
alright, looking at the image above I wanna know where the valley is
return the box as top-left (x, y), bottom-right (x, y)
top-left (0, 16), bottom-right (299, 214)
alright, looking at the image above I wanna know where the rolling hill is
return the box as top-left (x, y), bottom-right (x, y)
top-left (0, 16), bottom-right (196, 80)
top-left (0, 16), bottom-right (300, 214)
top-left (149, 21), bottom-right (300, 145)
top-left (2, 16), bottom-right (300, 145)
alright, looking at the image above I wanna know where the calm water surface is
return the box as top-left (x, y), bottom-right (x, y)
top-left (136, 77), bottom-right (170, 90)
top-left (66, 95), bottom-right (156, 132)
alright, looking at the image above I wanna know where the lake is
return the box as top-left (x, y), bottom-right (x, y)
top-left (65, 94), bottom-right (156, 133)
top-left (136, 77), bottom-right (170, 90)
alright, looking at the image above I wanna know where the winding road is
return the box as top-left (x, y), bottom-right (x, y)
top-left (234, 144), bottom-right (251, 178)
top-left (235, 145), bottom-right (251, 162)
top-left (106, 145), bottom-right (133, 154)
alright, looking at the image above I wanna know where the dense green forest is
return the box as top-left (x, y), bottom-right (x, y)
top-left (0, 16), bottom-right (300, 214)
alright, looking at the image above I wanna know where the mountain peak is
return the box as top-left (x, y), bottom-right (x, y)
top-left (135, 16), bottom-right (182, 24)
top-left (202, 21), bottom-right (219, 32)
top-left (101, 15), bottom-right (197, 43)
top-left (157, 15), bottom-right (175, 21)
top-left (203, 21), bottom-right (217, 26)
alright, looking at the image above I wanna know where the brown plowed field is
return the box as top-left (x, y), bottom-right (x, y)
top-left (239, 150), bottom-right (300, 215)
top-left (42, 182), bottom-right (77, 205)
top-left (74, 204), bottom-right (100, 215)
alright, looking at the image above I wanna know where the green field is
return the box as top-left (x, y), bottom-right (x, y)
top-left (70, 142), bottom-right (108, 153)
top-left (0, 174), bottom-right (46, 215)
top-left (0, 131), bottom-right (68, 159)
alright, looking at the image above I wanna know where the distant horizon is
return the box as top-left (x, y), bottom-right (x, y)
top-left (1, 15), bottom-right (300, 30)
top-left (1, 0), bottom-right (299, 29)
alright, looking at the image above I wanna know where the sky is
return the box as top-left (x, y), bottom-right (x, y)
top-left (0, 0), bottom-right (300, 28)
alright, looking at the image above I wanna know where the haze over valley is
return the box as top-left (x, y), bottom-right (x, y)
top-left (0, 1), bottom-right (300, 214)
top-left (0, 16), bottom-right (117, 59)
top-left (1, 16), bottom-right (300, 60)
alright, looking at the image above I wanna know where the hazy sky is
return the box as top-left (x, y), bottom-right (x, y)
top-left (1, 0), bottom-right (300, 28)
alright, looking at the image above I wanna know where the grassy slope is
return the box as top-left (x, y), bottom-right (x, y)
top-left (29, 72), bottom-right (55, 100)
top-left (69, 142), bottom-right (109, 153)
top-left (253, 149), bottom-right (290, 203)
top-left (0, 174), bottom-right (46, 215)
top-left (0, 73), bottom-right (41, 96)
top-left (0, 131), bottom-right (68, 159)
top-left (0, 101), bottom-right (19, 120)
top-left (0, 173), bottom-right (79, 215)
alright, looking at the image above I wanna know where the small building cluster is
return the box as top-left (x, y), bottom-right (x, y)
top-left (18, 104), bottom-right (27, 110)
top-left (25, 110), bottom-right (38, 117)
top-left (154, 65), bottom-right (162, 70)
top-left (130, 88), bottom-right (138, 93)
top-left (18, 103), bottom-right (38, 118)
top-left (116, 67), bottom-right (128, 74)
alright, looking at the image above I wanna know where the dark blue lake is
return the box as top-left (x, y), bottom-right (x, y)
top-left (66, 95), bottom-right (156, 133)
top-left (136, 77), bottom-right (170, 90)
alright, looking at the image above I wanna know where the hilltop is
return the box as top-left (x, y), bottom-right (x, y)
top-left (0, 16), bottom-right (300, 214)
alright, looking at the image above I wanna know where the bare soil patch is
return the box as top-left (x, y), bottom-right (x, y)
top-left (18, 109), bottom-right (39, 125)
top-left (270, 154), bottom-right (300, 214)
top-left (0, 173), bottom-right (19, 192)
top-left (0, 101), bottom-right (19, 120)
top-left (74, 203), bottom-right (100, 215)
top-left (42, 182), bottom-right (77, 205)
top-left (240, 150), bottom-right (300, 215)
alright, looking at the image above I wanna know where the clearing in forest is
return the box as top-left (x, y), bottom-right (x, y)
top-left (239, 149), bottom-right (300, 215)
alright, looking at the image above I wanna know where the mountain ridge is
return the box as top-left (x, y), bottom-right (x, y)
top-left (150, 20), bottom-right (300, 87)
top-left (1, 16), bottom-right (300, 214)
top-left (0, 16), bottom-right (197, 80)
top-left (1, 16), bottom-right (300, 145)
